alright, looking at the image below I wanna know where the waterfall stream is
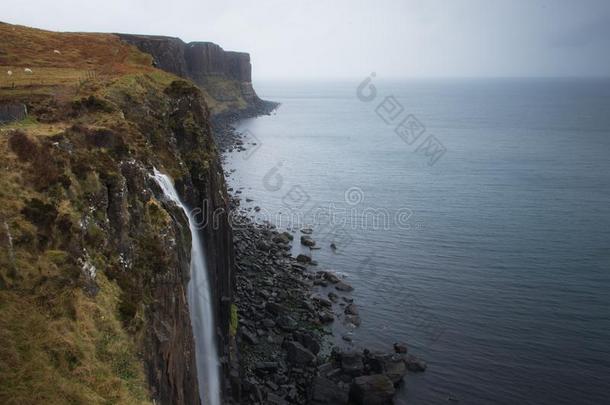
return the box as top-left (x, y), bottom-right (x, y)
top-left (152, 168), bottom-right (220, 405)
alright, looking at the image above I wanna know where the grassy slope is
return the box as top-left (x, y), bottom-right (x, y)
top-left (0, 22), bottom-right (202, 404)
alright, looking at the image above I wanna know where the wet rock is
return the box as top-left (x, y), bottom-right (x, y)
top-left (273, 233), bottom-right (291, 244)
top-left (301, 227), bottom-right (313, 234)
top-left (319, 311), bottom-right (335, 324)
top-left (368, 353), bottom-right (407, 384)
top-left (301, 235), bottom-right (316, 247)
top-left (310, 376), bottom-right (349, 404)
top-left (313, 294), bottom-right (332, 308)
top-left (345, 303), bottom-right (358, 315)
top-left (266, 392), bottom-right (288, 405)
top-left (340, 351), bottom-right (364, 376)
top-left (296, 254), bottom-right (312, 264)
top-left (262, 318), bottom-right (276, 328)
top-left (335, 281), bottom-right (354, 292)
top-left (257, 239), bottom-right (272, 251)
top-left (404, 355), bottom-right (427, 372)
top-left (293, 331), bottom-right (321, 355)
top-left (345, 314), bottom-right (362, 327)
top-left (349, 374), bottom-right (395, 405)
top-left (314, 279), bottom-right (329, 287)
top-left (265, 302), bottom-right (287, 316)
top-left (285, 341), bottom-right (316, 365)
top-left (276, 315), bottom-right (298, 331)
top-left (241, 328), bottom-right (259, 345)
top-left (255, 362), bottom-right (280, 372)
top-left (393, 342), bottom-right (408, 354)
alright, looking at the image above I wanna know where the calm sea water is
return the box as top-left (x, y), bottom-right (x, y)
top-left (224, 78), bottom-right (610, 405)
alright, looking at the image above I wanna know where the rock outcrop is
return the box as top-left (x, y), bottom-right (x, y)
top-left (0, 22), bottom-right (235, 405)
top-left (117, 34), bottom-right (274, 117)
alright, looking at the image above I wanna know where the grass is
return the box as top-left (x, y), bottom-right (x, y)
top-left (0, 20), bottom-right (227, 404)
top-left (0, 22), bottom-right (177, 405)
top-left (0, 274), bottom-right (149, 405)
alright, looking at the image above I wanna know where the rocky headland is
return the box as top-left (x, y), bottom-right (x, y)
top-left (0, 21), bottom-right (424, 405)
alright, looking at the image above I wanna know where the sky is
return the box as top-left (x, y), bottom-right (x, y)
top-left (2, 0), bottom-right (610, 80)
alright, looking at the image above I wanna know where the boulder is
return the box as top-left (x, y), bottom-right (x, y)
top-left (296, 254), bottom-right (312, 264)
top-left (241, 328), bottom-right (259, 345)
top-left (349, 374), bottom-right (395, 405)
top-left (318, 270), bottom-right (340, 283)
top-left (255, 362), bottom-right (280, 372)
top-left (313, 295), bottom-right (332, 308)
top-left (368, 353), bottom-right (407, 384)
top-left (273, 233), bottom-right (291, 244)
top-left (285, 341), bottom-right (316, 365)
top-left (340, 351), bottom-right (364, 376)
top-left (265, 302), bottom-right (287, 316)
top-left (276, 315), bottom-right (298, 331)
top-left (310, 376), bottom-right (349, 404)
top-left (319, 311), bottom-right (335, 324)
top-left (293, 331), bottom-right (321, 354)
top-left (393, 342), bottom-right (408, 354)
top-left (345, 314), bottom-right (361, 327)
top-left (345, 303), bottom-right (358, 315)
top-left (404, 355), bottom-right (427, 372)
top-left (335, 281), bottom-right (354, 292)
top-left (301, 235), bottom-right (316, 247)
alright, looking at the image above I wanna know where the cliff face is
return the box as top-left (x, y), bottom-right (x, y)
top-left (117, 34), bottom-right (265, 116)
top-left (0, 22), bottom-right (234, 405)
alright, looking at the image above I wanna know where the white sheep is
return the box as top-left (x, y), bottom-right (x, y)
top-left (53, 49), bottom-right (61, 54)
top-left (24, 68), bottom-right (33, 74)
top-left (7, 70), bottom-right (12, 76)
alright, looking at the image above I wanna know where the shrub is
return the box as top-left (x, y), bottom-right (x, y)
top-left (8, 130), bottom-right (39, 162)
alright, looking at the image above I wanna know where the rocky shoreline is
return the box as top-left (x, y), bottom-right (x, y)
top-left (212, 99), bottom-right (279, 153)
top-left (221, 125), bottom-right (427, 404)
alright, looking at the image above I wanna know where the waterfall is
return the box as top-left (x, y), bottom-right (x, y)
top-left (152, 169), bottom-right (221, 405)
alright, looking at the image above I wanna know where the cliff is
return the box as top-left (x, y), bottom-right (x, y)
top-left (116, 34), bottom-right (274, 118)
top-left (0, 22), bottom-right (234, 404)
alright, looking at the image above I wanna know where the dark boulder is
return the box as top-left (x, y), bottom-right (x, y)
top-left (301, 235), bottom-right (316, 247)
top-left (335, 281), bottom-right (354, 292)
top-left (296, 254), bottom-right (312, 264)
top-left (285, 341), bottom-right (316, 365)
top-left (349, 374), bottom-right (395, 405)
top-left (340, 351), bottom-right (365, 376)
top-left (310, 376), bottom-right (349, 404)
top-left (393, 342), bottom-right (408, 354)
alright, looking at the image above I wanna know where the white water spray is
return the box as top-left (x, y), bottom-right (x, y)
top-left (152, 168), bottom-right (220, 405)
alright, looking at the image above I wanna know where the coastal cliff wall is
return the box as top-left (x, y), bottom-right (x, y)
top-left (0, 22), bottom-right (234, 404)
top-left (116, 34), bottom-right (268, 116)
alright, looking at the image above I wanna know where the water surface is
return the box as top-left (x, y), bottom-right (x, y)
top-left (225, 78), bottom-right (610, 404)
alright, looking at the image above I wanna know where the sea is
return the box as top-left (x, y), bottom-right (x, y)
top-left (223, 78), bottom-right (610, 405)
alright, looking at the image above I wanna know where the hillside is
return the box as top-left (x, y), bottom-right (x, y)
top-left (0, 22), bottom-right (234, 405)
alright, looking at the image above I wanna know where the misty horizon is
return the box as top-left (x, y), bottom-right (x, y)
top-left (3, 0), bottom-right (610, 81)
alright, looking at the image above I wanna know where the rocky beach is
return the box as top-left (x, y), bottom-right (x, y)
top-left (222, 124), bottom-right (428, 404)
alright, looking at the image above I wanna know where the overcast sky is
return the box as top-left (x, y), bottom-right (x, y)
top-left (3, 0), bottom-right (610, 80)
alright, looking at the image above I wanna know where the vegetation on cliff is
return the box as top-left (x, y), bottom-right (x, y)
top-left (0, 22), bottom-right (228, 404)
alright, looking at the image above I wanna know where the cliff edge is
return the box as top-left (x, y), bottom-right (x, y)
top-left (0, 22), bottom-right (234, 404)
top-left (116, 34), bottom-right (276, 118)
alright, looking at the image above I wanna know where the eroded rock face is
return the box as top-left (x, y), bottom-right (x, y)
top-left (185, 43), bottom-right (252, 82)
top-left (117, 34), bottom-right (260, 108)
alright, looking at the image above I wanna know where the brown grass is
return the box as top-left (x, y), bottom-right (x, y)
top-left (0, 21), bottom-right (156, 101)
